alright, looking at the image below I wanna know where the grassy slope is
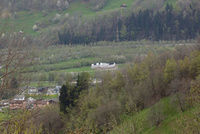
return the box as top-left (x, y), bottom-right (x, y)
top-left (0, 0), bottom-right (177, 36)
top-left (145, 106), bottom-right (200, 134)
top-left (1, 11), bottom-right (44, 36)
top-left (14, 11), bottom-right (43, 36)
top-left (64, 0), bottom-right (94, 16)
top-left (109, 96), bottom-right (199, 134)
top-left (101, 0), bottom-right (134, 11)
top-left (164, 0), bottom-right (177, 6)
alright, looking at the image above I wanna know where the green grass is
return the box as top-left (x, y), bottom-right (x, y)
top-left (118, 64), bottom-right (126, 69)
top-left (28, 94), bottom-right (58, 99)
top-left (7, 11), bottom-right (43, 36)
top-left (65, 0), bottom-right (94, 16)
top-left (37, 63), bottom-right (124, 74)
top-left (29, 63), bottom-right (126, 87)
top-left (164, 0), bottom-right (177, 6)
top-left (109, 95), bottom-right (200, 134)
top-left (141, 97), bottom-right (179, 134)
top-left (0, 0), bottom-right (178, 36)
top-left (101, 0), bottom-right (134, 11)
top-left (30, 55), bottom-right (126, 75)
top-left (0, 10), bottom-right (62, 36)
top-left (56, 66), bottom-right (92, 73)
top-left (29, 81), bottom-right (57, 88)
top-left (0, 112), bottom-right (6, 119)
top-left (51, 57), bottom-right (94, 66)
top-left (108, 96), bottom-right (182, 134)
top-left (145, 106), bottom-right (200, 134)
top-left (30, 57), bottom-right (95, 71)
top-left (64, 0), bottom-right (135, 16)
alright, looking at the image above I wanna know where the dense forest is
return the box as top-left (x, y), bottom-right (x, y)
top-left (54, 41), bottom-right (200, 133)
top-left (58, 3), bottom-right (200, 44)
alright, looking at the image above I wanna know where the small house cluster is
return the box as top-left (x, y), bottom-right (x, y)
top-left (0, 95), bottom-right (57, 111)
top-left (27, 86), bottom-right (61, 95)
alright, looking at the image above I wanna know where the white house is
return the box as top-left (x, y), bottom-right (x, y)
top-left (91, 63), bottom-right (116, 69)
top-left (14, 95), bottom-right (25, 101)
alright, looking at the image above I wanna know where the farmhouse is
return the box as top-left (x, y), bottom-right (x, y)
top-left (91, 62), bottom-right (116, 69)
top-left (0, 99), bottom-right (9, 106)
top-left (38, 87), bottom-right (48, 93)
top-left (33, 99), bottom-right (56, 108)
top-left (120, 4), bottom-right (127, 8)
top-left (14, 95), bottom-right (25, 101)
top-left (28, 88), bottom-right (38, 94)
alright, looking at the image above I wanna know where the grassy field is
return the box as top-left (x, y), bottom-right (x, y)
top-left (101, 0), bottom-right (134, 11)
top-left (1, 11), bottom-right (44, 36)
top-left (29, 81), bottom-right (57, 88)
top-left (14, 11), bottom-right (43, 36)
top-left (164, 0), bottom-right (177, 6)
top-left (144, 106), bottom-right (200, 134)
top-left (56, 66), bottom-right (92, 73)
top-left (28, 62), bottom-right (126, 88)
top-left (65, 0), bottom-right (94, 16)
top-left (108, 95), bottom-right (200, 134)
top-left (28, 94), bottom-right (58, 99)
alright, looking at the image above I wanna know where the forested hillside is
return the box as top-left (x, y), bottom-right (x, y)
top-left (57, 1), bottom-right (200, 44)
top-left (2, 0), bottom-right (200, 46)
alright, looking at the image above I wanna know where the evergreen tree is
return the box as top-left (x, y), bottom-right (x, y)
top-left (59, 72), bottom-right (90, 114)
top-left (59, 82), bottom-right (75, 114)
top-left (76, 72), bottom-right (90, 94)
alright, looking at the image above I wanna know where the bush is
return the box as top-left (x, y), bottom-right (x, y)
top-left (94, 101), bottom-right (122, 131)
top-left (147, 103), bottom-right (164, 127)
top-left (42, 10), bottom-right (48, 17)
top-left (35, 105), bottom-right (64, 134)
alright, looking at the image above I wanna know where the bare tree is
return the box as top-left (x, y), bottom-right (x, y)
top-left (0, 33), bottom-right (33, 100)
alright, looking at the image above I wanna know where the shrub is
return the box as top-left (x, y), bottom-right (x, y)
top-left (147, 103), bottom-right (164, 127)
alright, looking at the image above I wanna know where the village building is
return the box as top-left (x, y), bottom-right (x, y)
top-left (120, 4), bottom-right (127, 8)
top-left (0, 99), bottom-right (9, 111)
top-left (33, 99), bottom-right (56, 109)
top-left (91, 62), bottom-right (116, 69)
top-left (38, 87), bottom-right (48, 93)
top-left (14, 95), bottom-right (25, 101)
top-left (10, 100), bottom-right (26, 110)
top-left (28, 88), bottom-right (38, 95)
